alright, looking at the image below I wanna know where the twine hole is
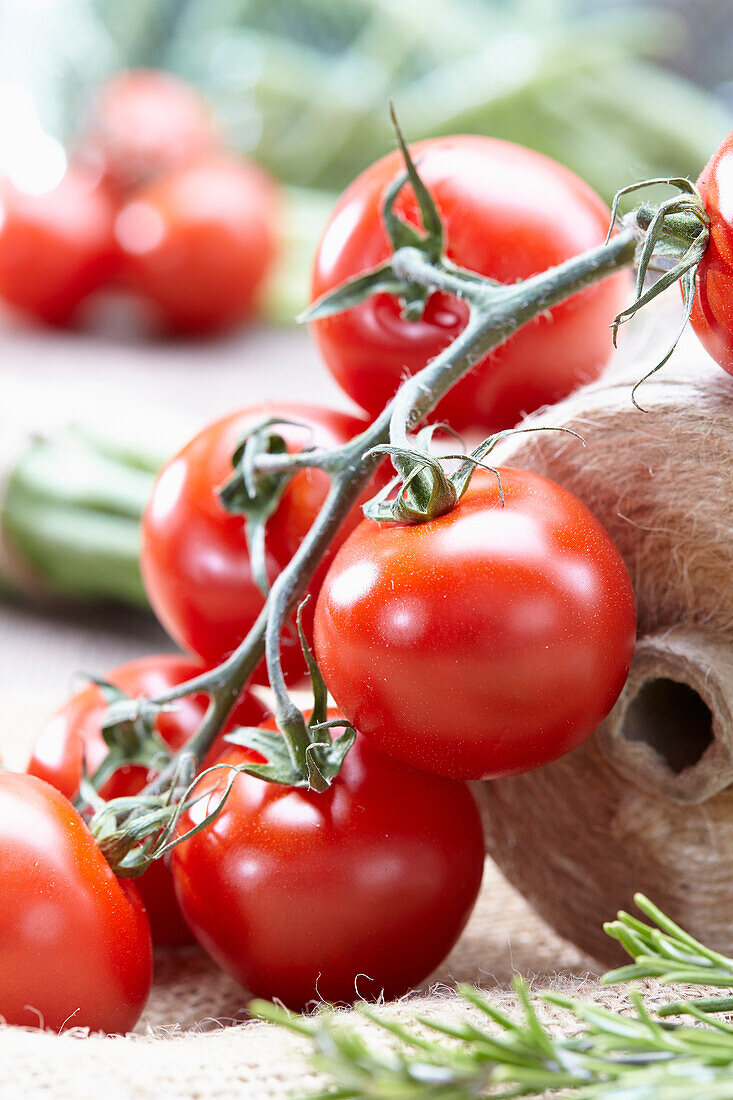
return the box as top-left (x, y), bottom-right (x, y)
top-left (620, 678), bottom-right (713, 774)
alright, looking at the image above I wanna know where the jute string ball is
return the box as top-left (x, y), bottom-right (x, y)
top-left (475, 303), bottom-right (733, 964)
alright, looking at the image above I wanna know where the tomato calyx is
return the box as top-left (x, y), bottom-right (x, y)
top-left (606, 177), bottom-right (710, 408)
top-left (222, 717), bottom-right (355, 791)
top-left (226, 603), bottom-right (356, 791)
top-left (217, 414), bottom-right (357, 597)
top-left (218, 417), bottom-right (304, 596)
top-left (85, 676), bottom-right (172, 793)
top-left (301, 105), bottom-right (472, 328)
top-left (363, 425), bottom-right (585, 524)
top-left (87, 786), bottom-right (184, 878)
top-left (86, 755), bottom-right (246, 877)
top-left (87, 614), bottom-right (356, 877)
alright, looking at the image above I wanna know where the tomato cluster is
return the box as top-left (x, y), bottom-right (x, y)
top-left (0, 70), bottom-right (278, 333)
top-left (4, 114), bottom-right (681, 1037)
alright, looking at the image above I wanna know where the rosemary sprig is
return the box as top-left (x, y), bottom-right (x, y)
top-left (253, 894), bottom-right (733, 1099)
top-left (604, 893), bottom-right (733, 1018)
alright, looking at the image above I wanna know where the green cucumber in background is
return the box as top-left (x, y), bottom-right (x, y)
top-left (0, 426), bottom-right (158, 608)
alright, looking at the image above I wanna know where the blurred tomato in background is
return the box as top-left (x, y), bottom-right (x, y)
top-left (76, 68), bottom-right (218, 196)
top-left (0, 165), bottom-right (116, 325)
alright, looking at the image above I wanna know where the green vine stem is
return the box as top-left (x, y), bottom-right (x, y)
top-left (90, 154), bottom-right (710, 841)
top-left (387, 232), bottom-right (636, 446)
top-left (126, 227), bottom-right (640, 805)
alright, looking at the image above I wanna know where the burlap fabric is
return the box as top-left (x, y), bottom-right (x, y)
top-left (0, 853), bottom-right (609, 1100)
top-left (0, 854), bottom-right (701, 1100)
top-left (0, 303), bottom-right (716, 1096)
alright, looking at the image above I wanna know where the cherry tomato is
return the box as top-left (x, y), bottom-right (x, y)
top-left (0, 772), bottom-right (152, 1033)
top-left (78, 68), bottom-right (218, 196)
top-left (27, 654), bottom-right (267, 947)
top-left (310, 136), bottom-right (628, 432)
top-left (689, 132), bottom-right (733, 371)
top-left (169, 713), bottom-right (484, 1009)
top-left (314, 469), bottom-right (636, 781)
top-left (0, 166), bottom-right (116, 325)
top-left (114, 154), bottom-right (278, 333)
top-left (140, 404), bottom-right (384, 680)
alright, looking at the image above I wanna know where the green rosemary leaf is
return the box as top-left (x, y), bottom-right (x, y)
top-left (254, 896), bottom-right (733, 1100)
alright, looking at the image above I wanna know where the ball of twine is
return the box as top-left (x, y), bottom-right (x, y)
top-left (476, 302), bottom-right (733, 963)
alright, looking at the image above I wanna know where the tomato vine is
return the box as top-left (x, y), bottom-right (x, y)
top-left (85, 111), bottom-right (711, 868)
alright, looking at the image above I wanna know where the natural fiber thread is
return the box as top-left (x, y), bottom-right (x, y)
top-left (478, 301), bottom-right (733, 963)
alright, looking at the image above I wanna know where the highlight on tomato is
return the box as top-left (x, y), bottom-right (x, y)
top-left (140, 404), bottom-right (383, 680)
top-left (114, 153), bottom-right (279, 334)
top-left (0, 771), bottom-right (152, 1033)
top-left (77, 68), bottom-right (218, 197)
top-left (0, 165), bottom-right (116, 326)
top-left (310, 135), bottom-right (629, 433)
top-left (314, 468), bottom-right (636, 781)
top-left (169, 712), bottom-right (485, 1010)
top-left (27, 654), bottom-right (267, 946)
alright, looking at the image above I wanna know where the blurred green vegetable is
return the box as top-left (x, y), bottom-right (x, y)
top-left (55, 0), bottom-right (731, 202)
top-left (0, 426), bottom-right (158, 608)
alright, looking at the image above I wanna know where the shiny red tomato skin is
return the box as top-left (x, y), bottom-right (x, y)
top-left (79, 69), bottom-right (217, 196)
top-left (140, 404), bottom-right (383, 680)
top-left (170, 717), bottom-right (485, 1009)
top-left (314, 470), bottom-right (636, 781)
top-left (0, 167), bottom-right (116, 325)
top-left (0, 772), bottom-right (152, 1033)
top-left (115, 154), bottom-right (278, 333)
top-left (311, 136), bottom-right (628, 432)
top-left (690, 133), bottom-right (733, 371)
top-left (27, 654), bottom-right (267, 946)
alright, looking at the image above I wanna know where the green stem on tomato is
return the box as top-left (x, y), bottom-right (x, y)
top-left (387, 229), bottom-right (635, 457)
top-left (136, 226), bottom-right (638, 793)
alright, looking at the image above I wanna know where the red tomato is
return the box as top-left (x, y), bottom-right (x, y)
top-left (78, 68), bottom-right (218, 196)
top-left (0, 772), bottom-right (152, 1033)
top-left (27, 654), bottom-right (267, 947)
top-left (314, 469), bottom-right (636, 780)
top-left (0, 166), bottom-right (116, 325)
top-left (170, 714), bottom-right (484, 1009)
top-left (690, 131), bottom-right (733, 371)
top-left (311, 136), bottom-right (628, 432)
top-left (140, 404), bottom-right (383, 680)
top-left (114, 154), bottom-right (278, 333)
